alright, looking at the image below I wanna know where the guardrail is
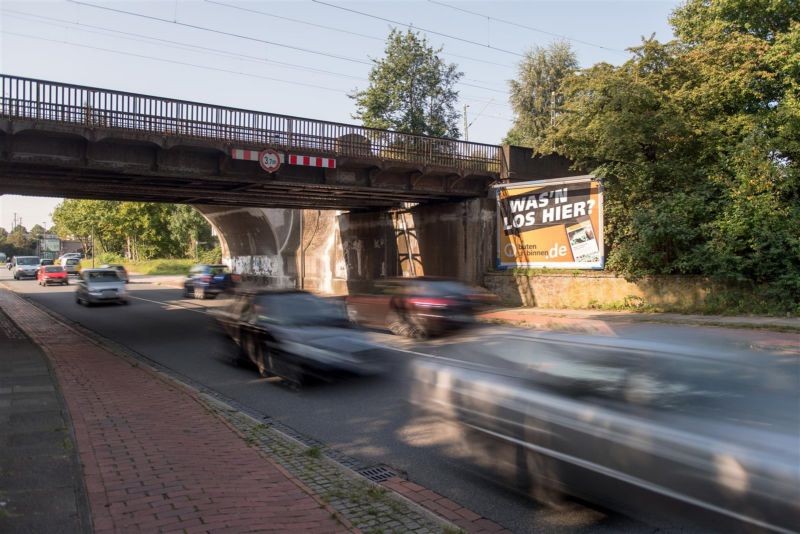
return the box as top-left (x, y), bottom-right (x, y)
top-left (0, 74), bottom-right (501, 172)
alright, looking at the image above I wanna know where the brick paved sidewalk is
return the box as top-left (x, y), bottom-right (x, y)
top-left (0, 289), bottom-right (348, 534)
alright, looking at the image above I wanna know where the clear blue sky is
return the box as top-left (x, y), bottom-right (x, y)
top-left (0, 0), bottom-right (680, 230)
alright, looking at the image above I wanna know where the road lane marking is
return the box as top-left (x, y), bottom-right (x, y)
top-left (128, 295), bottom-right (209, 314)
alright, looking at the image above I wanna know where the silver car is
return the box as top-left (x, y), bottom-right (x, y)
top-left (75, 269), bottom-right (129, 306)
top-left (411, 335), bottom-right (799, 533)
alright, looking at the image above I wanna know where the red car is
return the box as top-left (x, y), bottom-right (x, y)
top-left (346, 277), bottom-right (495, 339)
top-left (37, 265), bottom-right (69, 286)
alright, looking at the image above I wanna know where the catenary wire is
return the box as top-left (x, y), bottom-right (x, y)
top-left (427, 0), bottom-right (627, 53)
top-left (203, 0), bottom-right (516, 72)
top-left (310, 0), bottom-right (525, 57)
top-left (64, 1), bottom-right (509, 94)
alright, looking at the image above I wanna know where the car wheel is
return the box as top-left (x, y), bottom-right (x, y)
top-left (183, 285), bottom-right (192, 298)
top-left (194, 285), bottom-right (205, 300)
top-left (387, 310), bottom-right (408, 336)
top-left (245, 335), bottom-right (269, 378)
top-left (64, 281), bottom-right (69, 286)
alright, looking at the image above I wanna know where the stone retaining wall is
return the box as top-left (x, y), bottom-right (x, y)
top-left (484, 272), bottom-right (720, 310)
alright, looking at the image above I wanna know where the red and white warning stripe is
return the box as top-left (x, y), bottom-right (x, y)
top-left (287, 154), bottom-right (336, 169)
top-left (230, 148), bottom-right (262, 161)
top-left (230, 148), bottom-right (336, 169)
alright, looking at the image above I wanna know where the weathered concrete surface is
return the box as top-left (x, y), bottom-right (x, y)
top-left (298, 210), bottom-right (348, 295)
top-left (337, 198), bottom-right (496, 290)
top-left (484, 272), bottom-right (725, 310)
top-left (411, 198), bottom-right (495, 284)
top-left (194, 205), bottom-right (300, 288)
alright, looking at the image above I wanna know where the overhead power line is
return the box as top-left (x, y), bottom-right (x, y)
top-left (67, 0), bottom-right (373, 65)
top-left (3, 10), bottom-right (366, 81)
top-left (65, 1), bottom-right (509, 95)
top-left (202, 0), bottom-right (514, 77)
top-left (310, 0), bottom-right (525, 58)
top-left (427, 0), bottom-right (626, 53)
top-left (3, 31), bottom-right (350, 94)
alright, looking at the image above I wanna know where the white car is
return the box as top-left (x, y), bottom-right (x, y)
top-left (12, 256), bottom-right (41, 279)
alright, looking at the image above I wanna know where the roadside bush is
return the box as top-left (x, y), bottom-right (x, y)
top-left (198, 246), bottom-right (222, 265)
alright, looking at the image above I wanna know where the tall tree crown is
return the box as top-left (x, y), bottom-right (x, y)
top-left (351, 29), bottom-right (463, 138)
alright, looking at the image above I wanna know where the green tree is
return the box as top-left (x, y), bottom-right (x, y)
top-left (52, 200), bottom-right (216, 261)
top-left (544, 1), bottom-right (800, 311)
top-left (505, 41), bottom-right (578, 150)
top-left (351, 29), bottom-right (463, 138)
top-left (168, 204), bottom-right (214, 259)
top-left (29, 224), bottom-right (46, 239)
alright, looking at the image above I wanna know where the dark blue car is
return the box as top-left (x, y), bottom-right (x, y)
top-left (183, 264), bottom-right (235, 299)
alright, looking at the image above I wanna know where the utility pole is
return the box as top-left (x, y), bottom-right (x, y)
top-left (463, 104), bottom-right (470, 141)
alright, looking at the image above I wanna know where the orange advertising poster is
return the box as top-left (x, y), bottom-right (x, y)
top-left (495, 176), bottom-right (604, 269)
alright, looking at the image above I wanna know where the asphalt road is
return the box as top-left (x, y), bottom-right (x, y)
top-left (5, 271), bottom-right (798, 533)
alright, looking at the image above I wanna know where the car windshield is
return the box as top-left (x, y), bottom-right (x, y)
top-left (17, 257), bottom-right (39, 265)
top-left (209, 266), bottom-right (228, 275)
top-left (66, 259), bottom-right (80, 265)
top-left (254, 293), bottom-right (348, 327)
top-left (45, 266), bottom-right (64, 273)
top-left (86, 271), bottom-right (120, 282)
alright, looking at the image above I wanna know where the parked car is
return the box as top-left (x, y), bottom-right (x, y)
top-left (39, 258), bottom-right (55, 266)
top-left (12, 256), bottom-right (41, 279)
top-left (60, 256), bottom-right (82, 276)
top-left (346, 277), bottom-right (487, 338)
top-left (37, 265), bottom-right (68, 286)
top-left (183, 264), bottom-right (235, 299)
top-left (99, 264), bottom-right (129, 283)
top-left (210, 289), bottom-right (386, 386)
top-left (75, 269), bottom-right (128, 306)
top-left (410, 339), bottom-right (800, 533)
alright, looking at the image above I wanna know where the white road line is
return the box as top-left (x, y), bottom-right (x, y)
top-left (128, 295), bottom-right (209, 314)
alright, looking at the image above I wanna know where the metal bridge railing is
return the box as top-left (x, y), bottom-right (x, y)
top-left (0, 74), bottom-right (501, 173)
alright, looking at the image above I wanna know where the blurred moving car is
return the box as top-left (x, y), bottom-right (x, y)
top-left (75, 269), bottom-right (128, 306)
top-left (60, 256), bottom-right (82, 276)
top-left (210, 289), bottom-right (386, 386)
top-left (12, 256), bottom-right (40, 279)
top-left (39, 258), bottom-right (55, 266)
top-left (37, 265), bottom-right (68, 286)
top-left (100, 264), bottom-right (129, 283)
top-left (346, 277), bottom-right (491, 338)
top-left (183, 264), bottom-right (235, 299)
top-left (410, 337), bottom-right (800, 533)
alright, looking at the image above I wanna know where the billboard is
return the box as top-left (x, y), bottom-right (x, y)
top-left (495, 175), bottom-right (604, 269)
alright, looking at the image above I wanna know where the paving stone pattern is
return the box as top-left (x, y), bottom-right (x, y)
top-left (0, 289), bottom-right (347, 533)
top-left (201, 396), bottom-right (455, 534)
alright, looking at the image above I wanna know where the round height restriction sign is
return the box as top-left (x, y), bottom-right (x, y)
top-left (259, 149), bottom-right (282, 173)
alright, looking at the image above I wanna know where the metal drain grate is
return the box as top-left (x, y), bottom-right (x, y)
top-left (358, 465), bottom-right (397, 483)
